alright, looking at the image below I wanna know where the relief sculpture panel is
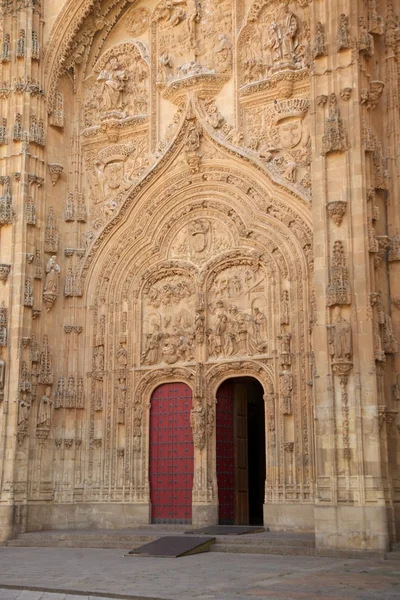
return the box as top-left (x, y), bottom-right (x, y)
top-left (141, 275), bottom-right (196, 366)
top-left (207, 265), bottom-right (269, 360)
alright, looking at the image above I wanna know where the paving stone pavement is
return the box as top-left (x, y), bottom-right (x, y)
top-left (0, 547), bottom-right (400, 600)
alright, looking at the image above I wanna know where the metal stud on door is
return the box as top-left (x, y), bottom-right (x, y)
top-left (150, 383), bottom-right (194, 524)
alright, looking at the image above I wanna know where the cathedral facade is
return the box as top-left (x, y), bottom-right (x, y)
top-left (0, 0), bottom-right (399, 553)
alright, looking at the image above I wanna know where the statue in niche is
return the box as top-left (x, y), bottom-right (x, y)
top-left (253, 308), bottom-right (267, 344)
top-left (327, 307), bottom-right (353, 363)
top-left (190, 397), bottom-right (206, 449)
top-left (37, 387), bottom-right (53, 428)
top-left (18, 394), bottom-right (31, 427)
top-left (44, 256), bottom-right (60, 295)
top-left (116, 377), bottom-right (127, 424)
top-left (116, 343), bottom-right (128, 369)
top-left (97, 57), bottom-right (128, 113)
top-left (280, 369), bottom-right (293, 415)
top-left (142, 324), bottom-right (163, 365)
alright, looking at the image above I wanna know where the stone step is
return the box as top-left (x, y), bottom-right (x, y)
top-left (7, 531), bottom-right (315, 548)
top-left (210, 543), bottom-right (316, 556)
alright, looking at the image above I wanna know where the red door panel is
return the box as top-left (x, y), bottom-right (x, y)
top-left (150, 383), bottom-right (194, 524)
top-left (216, 380), bottom-right (235, 525)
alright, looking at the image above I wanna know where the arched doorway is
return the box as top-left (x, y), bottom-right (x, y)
top-left (149, 383), bottom-right (194, 524)
top-left (216, 378), bottom-right (266, 526)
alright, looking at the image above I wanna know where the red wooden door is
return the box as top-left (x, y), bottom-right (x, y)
top-left (216, 380), bottom-right (235, 525)
top-left (150, 383), bottom-right (194, 524)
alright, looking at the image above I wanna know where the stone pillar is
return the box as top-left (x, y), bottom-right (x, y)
top-left (311, 1), bottom-right (389, 553)
top-left (0, 0), bottom-right (46, 541)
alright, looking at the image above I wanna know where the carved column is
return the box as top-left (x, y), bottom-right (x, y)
top-left (311, 1), bottom-right (389, 552)
top-left (0, 0), bottom-right (45, 541)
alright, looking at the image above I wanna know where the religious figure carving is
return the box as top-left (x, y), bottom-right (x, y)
top-left (280, 369), bottom-right (293, 415)
top-left (37, 387), bottom-right (53, 428)
top-left (327, 307), bottom-right (353, 364)
top-left (43, 256), bottom-right (61, 312)
top-left (190, 397), bottom-right (206, 449)
top-left (142, 324), bottom-right (163, 365)
top-left (97, 57), bottom-right (128, 113)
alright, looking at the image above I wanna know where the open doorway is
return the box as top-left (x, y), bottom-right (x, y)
top-left (216, 377), bottom-right (266, 526)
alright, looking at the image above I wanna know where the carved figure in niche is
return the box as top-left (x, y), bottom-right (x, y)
top-left (142, 324), bottom-right (163, 365)
top-left (116, 343), bottom-right (128, 368)
top-left (44, 256), bottom-right (61, 295)
top-left (327, 307), bottom-right (353, 362)
top-left (190, 397), bottom-right (206, 449)
top-left (278, 331), bottom-right (292, 355)
top-left (116, 377), bottom-right (126, 424)
top-left (280, 369), bottom-right (293, 415)
top-left (97, 57), bottom-right (128, 113)
top-left (253, 308), bottom-right (267, 344)
top-left (281, 290), bottom-right (290, 325)
top-left (18, 395), bottom-right (31, 427)
top-left (160, 51), bottom-right (173, 82)
top-left (37, 387), bottom-right (53, 428)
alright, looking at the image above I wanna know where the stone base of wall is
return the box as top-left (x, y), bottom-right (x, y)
top-left (0, 505), bottom-right (14, 542)
top-left (192, 504), bottom-right (218, 528)
top-left (26, 503), bottom-right (151, 532)
top-left (314, 505), bottom-right (390, 553)
top-left (263, 503), bottom-right (315, 532)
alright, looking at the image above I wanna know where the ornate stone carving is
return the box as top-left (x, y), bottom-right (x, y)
top-left (327, 200), bottom-right (347, 226)
top-left (280, 369), bottom-right (293, 415)
top-left (322, 94), bottom-right (348, 155)
top-left (48, 163), bottom-right (63, 186)
top-left (43, 256), bottom-right (61, 312)
top-left (24, 277), bottom-right (33, 307)
top-left (190, 396), bottom-right (206, 450)
top-left (0, 176), bottom-right (13, 224)
top-left (383, 315), bottom-right (398, 355)
top-left (389, 233), bottom-right (400, 262)
top-left (39, 335), bottom-right (53, 385)
top-left (44, 207), bottom-right (59, 254)
top-left (0, 264), bottom-right (11, 284)
top-left (328, 307), bottom-right (353, 371)
top-left (313, 22), bottom-right (327, 58)
top-left (84, 42), bottom-right (149, 129)
top-left (0, 302), bottom-right (7, 347)
top-left (126, 6), bottom-right (149, 36)
top-left (37, 387), bottom-right (53, 428)
top-left (327, 241), bottom-right (351, 306)
top-left (361, 81), bottom-right (385, 110)
top-left (337, 14), bottom-right (351, 51)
